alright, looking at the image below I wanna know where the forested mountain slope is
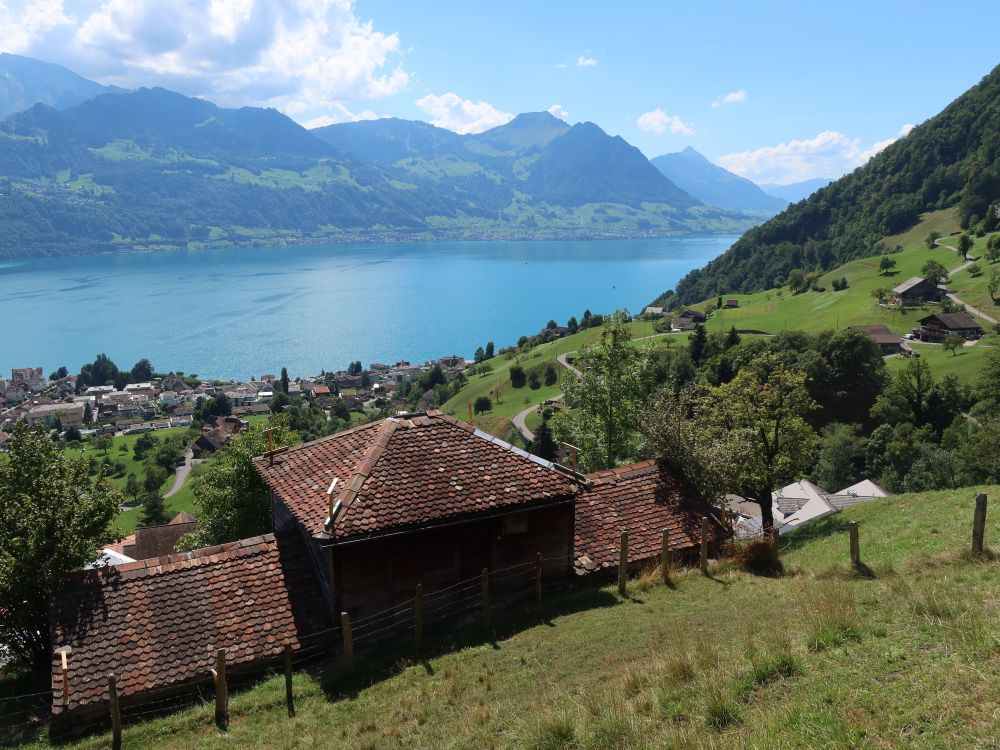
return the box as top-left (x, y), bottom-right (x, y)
top-left (667, 64), bottom-right (1000, 305)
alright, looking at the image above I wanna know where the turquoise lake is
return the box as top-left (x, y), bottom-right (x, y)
top-left (0, 236), bottom-right (736, 379)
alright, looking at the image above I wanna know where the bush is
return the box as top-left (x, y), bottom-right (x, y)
top-left (510, 365), bottom-right (526, 388)
top-left (528, 371), bottom-right (542, 390)
top-left (473, 396), bottom-right (492, 414)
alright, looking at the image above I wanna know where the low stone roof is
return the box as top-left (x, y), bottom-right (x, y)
top-left (254, 411), bottom-right (580, 541)
top-left (574, 460), bottom-right (722, 575)
top-left (50, 532), bottom-right (332, 715)
top-left (855, 324), bottom-right (901, 345)
top-left (121, 513), bottom-right (198, 561)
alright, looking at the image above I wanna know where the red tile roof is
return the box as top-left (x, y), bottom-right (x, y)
top-left (254, 411), bottom-right (579, 540)
top-left (574, 460), bottom-right (722, 575)
top-left (121, 513), bottom-right (198, 560)
top-left (49, 532), bottom-right (332, 714)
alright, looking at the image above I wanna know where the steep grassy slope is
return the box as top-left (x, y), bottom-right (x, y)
top-left (11, 484), bottom-right (1000, 749)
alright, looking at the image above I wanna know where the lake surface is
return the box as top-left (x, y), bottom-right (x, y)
top-left (0, 237), bottom-right (736, 380)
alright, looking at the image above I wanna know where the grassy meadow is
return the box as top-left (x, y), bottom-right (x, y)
top-left (10, 484), bottom-right (1000, 749)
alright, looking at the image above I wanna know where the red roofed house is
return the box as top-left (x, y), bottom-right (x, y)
top-left (253, 411), bottom-right (581, 623)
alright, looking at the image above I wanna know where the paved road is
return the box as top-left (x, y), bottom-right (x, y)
top-left (163, 448), bottom-right (195, 499)
top-left (512, 351), bottom-right (582, 442)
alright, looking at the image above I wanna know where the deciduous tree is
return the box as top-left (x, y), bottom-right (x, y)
top-left (554, 310), bottom-right (653, 470)
top-left (176, 419), bottom-right (298, 550)
top-left (0, 425), bottom-right (121, 665)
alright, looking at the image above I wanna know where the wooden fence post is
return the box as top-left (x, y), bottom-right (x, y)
top-left (661, 529), bottom-right (671, 584)
top-left (849, 522), bottom-right (860, 569)
top-left (972, 493), bottom-right (988, 557)
top-left (481, 568), bottom-right (490, 627)
top-left (535, 553), bottom-right (543, 608)
top-left (283, 644), bottom-right (294, 718)
top-left (700, 517), bottom-right (709, 574)
top-left (414, 584), bottom-right (424, 648)
top-left (341, 612), bottom-right (354, 670)
top-left (55, 647), bottom-right (72, 707)
top-left (108, 674), bottom-right (121, 750)
top-left (212, 648), bottom-right (228, 730)
top-left (618, 531), bottom-right (629, 595)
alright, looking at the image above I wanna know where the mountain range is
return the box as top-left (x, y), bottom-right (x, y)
top-left (757, 177), bottom-right (833, 203)
top-left (0, 53), bottom-right (124, 118)
top-left (650, 147), bottom-right (787, 214)
top-left (659, 63), bottom-right (1000, 306)
top-left (0, 57), bottom-right (768, 258)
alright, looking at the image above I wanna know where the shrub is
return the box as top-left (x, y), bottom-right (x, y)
top-left (510, 365), bottom-right (526, 388)
top-left (473, 396), bottom-right (492, 415)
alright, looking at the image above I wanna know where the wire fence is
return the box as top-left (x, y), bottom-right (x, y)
top-left (0, 554), bottom-right (568, 744)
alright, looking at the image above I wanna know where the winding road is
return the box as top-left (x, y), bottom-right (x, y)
top-left (936, 240), bottom-right (1000, 326)
top-left (511, 352), bottom-right (582, 442)
top-left (163, 448), bottom-right (196, 499)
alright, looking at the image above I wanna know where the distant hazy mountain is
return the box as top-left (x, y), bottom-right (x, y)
top-left (758, 177), bottom-right (833, 203)
top-left (315, 112), bottom-right (700, 210)
top-left (651, 147), bottom-right (786, 214)
top-left (0, 82), bottom-right (754, 258)
top-left (526, 122), bottom-right (699, 208)
top-left (0, 53), bottom-right (123, 118)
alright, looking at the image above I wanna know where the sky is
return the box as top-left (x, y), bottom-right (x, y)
top-left (1, 0), bottom-right (997, 184)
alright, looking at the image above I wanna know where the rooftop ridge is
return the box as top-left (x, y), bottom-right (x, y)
top-left (66, 532), bottom-right (282, 584)
top-left (251, 419), bottom-right (383, 466)
top-left (328, 418), bottom-right (401, 532)
top-left (587, 459), bottom-right (659, 482)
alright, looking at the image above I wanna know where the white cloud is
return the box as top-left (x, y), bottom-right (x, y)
top-left (717, 125), bottom-right (915, 184)
top-left (0, 0), bottom-right (409, 126)
top-left (301, 106), bottom-right (379, 130)
top-left (636, 108), bottom-right (694, 135)
top-left (576, 55), bottom-right (597, 67)
top-left (555, 62), bottom-right (568, 69)
top-left (547, 103), bottom-right (569, 121)
top-left (711, 89), bottom-right (746, 108)
top-left (415, 92), bottom-right (513, 135)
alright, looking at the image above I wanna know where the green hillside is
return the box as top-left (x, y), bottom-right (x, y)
top-left (11, 484), bottom-right (1000, 749)
top-left (684, 209), bottom-right (999, 384)
top-left (666, 63), bottom-right (1000, 305)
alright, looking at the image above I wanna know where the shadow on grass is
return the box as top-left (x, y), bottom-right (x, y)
top-left (779, 515), bottom-right (855, 555)
top-left (319, 586), bottom-right (620, 702)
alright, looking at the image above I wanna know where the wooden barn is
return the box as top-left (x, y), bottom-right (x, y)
top-left (254, 411), bottom-right (581, 622)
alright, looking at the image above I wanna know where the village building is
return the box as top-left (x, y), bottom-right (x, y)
top-left (912, 312), bottom-right (983, 343)
top-left (11, 366), bottom-right (45, 391)
top-left (855, 324), bottom-right (903, 355)
top-left (25, 402), bottom-right (85, 428)
top-left (892, 276), bottom-right (941, 305)
top-left (101, 512), bottom-right (199, 562)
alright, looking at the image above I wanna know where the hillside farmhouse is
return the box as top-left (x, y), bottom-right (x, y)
top-left (913, 312), bottom-right (983, 343)
top-left (49, 411), bottom-right (722, 719)
top-left (892, 276), bottom-right (942, 305)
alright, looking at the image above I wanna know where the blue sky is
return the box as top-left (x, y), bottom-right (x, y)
top-left (2, 0), bottom-right (997, 183)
